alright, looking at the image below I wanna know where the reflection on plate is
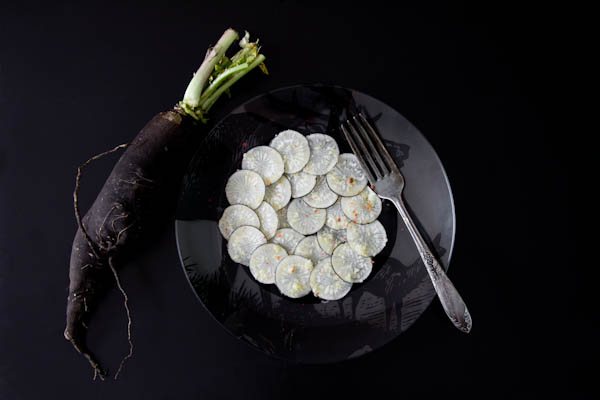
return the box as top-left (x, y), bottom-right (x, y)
top-left (175, 84), bottom-right (455, 363)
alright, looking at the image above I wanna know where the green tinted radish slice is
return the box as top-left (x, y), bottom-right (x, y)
top-left (302, 175), bottom-right (338, 209)
top-left (287, 171), bottom-right (317, 198)
top-left (269, 130), bottom-right (310, 173)
top-left (225, 170), bottom-right (265, 209)
top-left (331, 243), bottom-right (373, 283)
top-left (249, 243), bottom-right (288, 284)
top-left (241, 145), bottom-right (285, 185)
top-left (275, 255), bottom-right (314, 298)
top-left (326, 153), bottom-right (368, 197)
top-left (227, 226), bottom-right (267, 266)
top-left (310, 257), bottom-right (352, 300)
top-left (341, 187), bottom-right (382, 224)
top-left (316, 225), bottom-right (347, 255)
top-left (218, 205), bottom-right (260, 240)
top-left (294, 235), bottom-right (329, 265)
top-left (325, 199), bottom-right (350, 230)
top-left (276, 205), bottom-right (290, 229)
top-left (270, 228), bottom-right (305, 253)
top-left (287, 199), bottom-right (326, 235)
top-left (347, 220), bottom-right (388, 257)
top-left (255, 201), bottom-right (278, 240)
top-left (303, 133), bottom-right (340, 175)
top-left (264, 175), bottom-right (291, 211)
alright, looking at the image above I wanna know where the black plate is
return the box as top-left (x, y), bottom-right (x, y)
top-left (175, 84), bottom-right (456, 363)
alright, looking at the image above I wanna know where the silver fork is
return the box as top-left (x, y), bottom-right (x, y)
top-left (341, 113), bottom-right (472, 333)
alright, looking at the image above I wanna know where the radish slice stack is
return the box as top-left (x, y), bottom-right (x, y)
top-left (218, 130), bottom-right (389, 300)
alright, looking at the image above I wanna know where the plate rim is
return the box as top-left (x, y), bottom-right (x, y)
top-left (174, 83), bottom-right (457, 362)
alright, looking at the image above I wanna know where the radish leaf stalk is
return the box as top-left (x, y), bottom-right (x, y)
top-left (179, 30), bottom-right (267, 122)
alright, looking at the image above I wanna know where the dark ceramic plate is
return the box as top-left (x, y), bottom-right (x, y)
top-left (175, 84), bottom-right (455, 363)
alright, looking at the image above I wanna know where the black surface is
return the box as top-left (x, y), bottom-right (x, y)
top-left (176, 85), bottom-right (455, 362)
top-left (0, 0), bottom-right (578, 397)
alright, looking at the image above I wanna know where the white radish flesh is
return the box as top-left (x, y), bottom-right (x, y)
top-left (341, 187), bottom-right (382, 224)
top-left (275, 255), bottom-right (313, 298)
top-left (316, 225), bottom-right (347, 255)
top-left (276, 204), bottom-right (290, 229)
top-left (269, 130), bottom-right (310, 173)
top-left (303, 133), bottom-right (339, 175)
top-left (270, 228), bottom-right (305, 253)
top-left (255, 201), bottom-right (278, 240)
top-left (326, 153), bottom-right (368, 197)
top-left (227, 226), bottom-right (267, 266)
top-left (218, 204), bottom-right (260, 240)
top-left (347, 220), bottom-right (388, 257)
top-left (287, 199), bottom-right (326, 235)
top-left (225, 170), bottom-right (265, 209)
top-left (331, 242), bottom-right (373, 283)
top-left (287, 171), bottom-right (317, 198)
top-left (264, 175), bottom-right (291, 211)
top-left (249, 243), bottom-right (288, 284)
top-left (294, 235), bottom-right (329, 265)
top-left (302, 175), bottom-right (338, 209)
top-left (310, 257), bottom-right (352, 300)
top-left (325, 198), bottom-right (350, 230)
top-left (241, 145), bottom-right (285, 185)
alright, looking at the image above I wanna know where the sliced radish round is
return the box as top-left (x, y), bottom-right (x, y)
top-left (331, 242), bottom-right (373, 283)
top-left (270, 228), bottom-right (305, 253)
top-left (225, 170), bottom-right (265, 209)
top-left (269, 130), bottom-right (310, 173)
top-left (287, 171), bottom-right (317, 198)
top-left (325, 198), bottom-right (350, 230)
top-left (326, 153), bottom-right (368, 197)
top-left (302, 175), bottom-right (338, 209)
top-left (275, 255), bottom-right (313, 298)
top-left (303, 133), bottom-right (340, 175)
top-left (276, 204), bottom-right (290, 229)
top-left (347, 220), bottom-right (388, 257)
top-left (241, 145), bottom-right (284, 185)
top-left (218, 204), bottom-right (260, 240)
top-left (316, 225), bottom-right (347, 255)
top-left (255, 202), bottom-right (278, 240)
top-left (249, 243), bottom-right (288, 284)
top-left (310, 257), bottom-right (352, 300)
top-left (287, 199), bottom-right (326, 235)
top-left (341, 187), bottom-right (382, 224)
top-left (264, 175), bottom-right (291, 211)
top-left (294, 235), bottom-right (329, 265)
top-left (227, 226), bottom-right (267, 266)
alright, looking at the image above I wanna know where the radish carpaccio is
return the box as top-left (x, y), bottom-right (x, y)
top-left (65, 28), bottom-right (266, 380)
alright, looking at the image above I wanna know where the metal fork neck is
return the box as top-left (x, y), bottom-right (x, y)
top-left (387, 195), bottom-right (472, 333)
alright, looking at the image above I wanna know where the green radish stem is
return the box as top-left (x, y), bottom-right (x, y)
top-left (182, 28), bottom-right (239, 108)
top-left (201, 54), bottom-right (266, 111)
top-left (179, 30), bottom-right (267, 122)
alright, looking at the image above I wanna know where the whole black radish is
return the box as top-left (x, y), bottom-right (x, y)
top-left (65, 28), bottom-right (267, 380)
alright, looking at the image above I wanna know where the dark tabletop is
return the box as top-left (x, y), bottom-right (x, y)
top-left (1, 1), bottom-right (579, 398)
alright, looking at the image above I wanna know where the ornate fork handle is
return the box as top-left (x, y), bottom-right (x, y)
top-left (389, 194), bottom-right (472, 333)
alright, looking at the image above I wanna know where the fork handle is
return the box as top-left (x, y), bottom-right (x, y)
top-left (389, 195), bottom-right (472, 333)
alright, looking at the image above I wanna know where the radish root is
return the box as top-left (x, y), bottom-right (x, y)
top-left (71, 143), bottom-right (135, 380)
top-left (109, 256), bottom-right (133, 380)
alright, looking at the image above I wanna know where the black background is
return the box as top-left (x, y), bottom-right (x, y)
top-left (1, 0), bottom-right (579, 398)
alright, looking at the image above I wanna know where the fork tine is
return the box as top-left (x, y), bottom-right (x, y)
top-left (357, 113), bottom-right (400, 174)
top-left (351, 115), bottom-right (389, 176)
top-left (345, 120), bottom-right (383, 180)
top-left (340, 123), bottom-right (376, 185)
